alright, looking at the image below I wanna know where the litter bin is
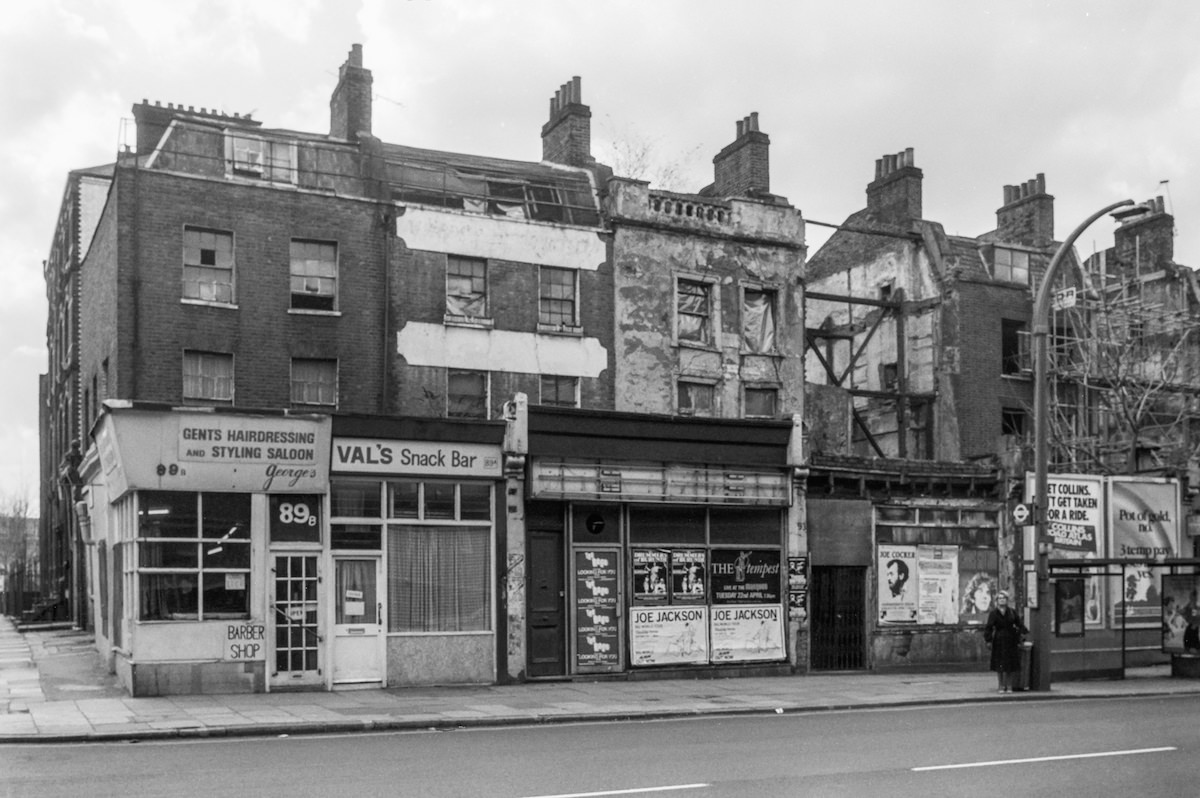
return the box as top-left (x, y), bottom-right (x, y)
top-left (1013, 641), bottom-right (1034, 691)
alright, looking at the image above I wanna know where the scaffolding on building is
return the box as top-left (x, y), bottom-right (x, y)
top-left (1024, 251), bottom-right (1200, 476)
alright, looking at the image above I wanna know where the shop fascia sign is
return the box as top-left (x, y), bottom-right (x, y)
top-left (99, 408), bottom-right (331, 496)
top-left (332, 437), bottom-right (502, 478)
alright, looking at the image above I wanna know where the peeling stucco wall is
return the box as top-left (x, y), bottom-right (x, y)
top-left (396, 207), bottom-right (606, 269)
top-left (607, 180), bottom-right (806, 420)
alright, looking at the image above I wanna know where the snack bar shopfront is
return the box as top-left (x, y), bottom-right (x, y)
top-left (78, 404), bottom-right (332, 696)
top-left (328, 414), bottom-right (507, 688)
top-left (521, 406), bottom-right (803, 679)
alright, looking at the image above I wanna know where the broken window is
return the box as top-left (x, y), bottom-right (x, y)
top-left (448, 370), bottom-right (488, 418)
top-left (679, 381), bottom-right (715, 416)
top-left (290, 239), bottom-right (337, 311)
top-left (1001, 408), bottom-right (1026, 438)
top-left (388, 161), bottom-right (600, 225)
top-left (446, 256), bottom-right (488, 319)
top-left (183, 227), bottom-right (234, 304)
top-left (540, 375), bottom-right (579, 408)
top-left (744, 387), bottom-right (777, 418)
top-left (225, 133), bottom-right (295, 184)
top-left (1001, 319), bottom-right (1027, 375)
top-left (742, 288), bottom-right (777, 353)
top-left (677, 279), bottom-right (712, 345)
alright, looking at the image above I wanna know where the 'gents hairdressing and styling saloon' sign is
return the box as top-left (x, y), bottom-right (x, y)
top-left (332, 438), bottom-right (502, 478)
top-left (96, 408), bottom-right (331, 496)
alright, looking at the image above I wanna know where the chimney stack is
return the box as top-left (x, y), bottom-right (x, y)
top-left (996, 173), bottom-right (1054, 246)
top-left (542, 76), bottom-right (592, 167)
top-left (1114, 195), bottom-right (1174, 268)
top-left (866, 148), bottom-right (922, 222)
top-left (330, 44), bottom-right (373, 141)
top-left (712, 112), bottom-right (770, 197)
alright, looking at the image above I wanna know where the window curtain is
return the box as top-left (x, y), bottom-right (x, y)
top-left (336, 559), bottom-right (377, 624)
top-left (742, 290), bottom-right (775, 353)
top-left (388, 525), bottom-right (489, 632)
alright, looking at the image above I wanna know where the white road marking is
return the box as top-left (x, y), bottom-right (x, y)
top-left (522, 784), bottom-right (709, 798)
top-left (913, 746), bottom-right (1177, 771)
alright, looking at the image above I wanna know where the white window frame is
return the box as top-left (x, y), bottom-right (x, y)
top-left (290, 358), bottom-right (338, 406)
top-left (183, 350), bottom-right (234, 403)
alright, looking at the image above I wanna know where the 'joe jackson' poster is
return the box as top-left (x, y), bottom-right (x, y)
top-left (710, 604), bottom-right (785, 662)
top-left (629, 606), bottom-right (709, 666)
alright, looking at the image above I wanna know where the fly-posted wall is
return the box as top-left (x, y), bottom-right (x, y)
top-left (79, 405), bottom-right (331, 696)
top-left (523, 408), bottom-right (800, 678)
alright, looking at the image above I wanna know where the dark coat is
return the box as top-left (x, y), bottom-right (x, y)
top-left (985, 606), bottom-right (1027, 673)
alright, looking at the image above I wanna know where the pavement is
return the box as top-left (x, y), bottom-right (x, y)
top-left (3, 614), bottom-right (1200, 744)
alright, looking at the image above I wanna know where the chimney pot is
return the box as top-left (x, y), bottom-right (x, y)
top-left (571, 76), bottom-right (581, 103)
top-left (1036, 173), bottom-right (1046, 193)
top-left (736, 120), bottom-right (744, 137)
top-left (749, 111), bottom-right (759, 132)
top-left (875, 158), bottom-right (883, 180)
top-left (904, 147), bottom-right (914, 167)
top-left (349, 43), bottom-right (363, 68)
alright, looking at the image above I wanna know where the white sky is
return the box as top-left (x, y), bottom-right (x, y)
top-left (3, 0), bottom-right (1198, 512)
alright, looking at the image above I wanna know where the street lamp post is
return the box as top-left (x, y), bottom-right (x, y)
top-left (1029, 198), bottom-right (1136, 692)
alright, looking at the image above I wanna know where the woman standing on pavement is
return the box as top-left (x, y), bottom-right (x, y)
top-left (984, 591), bottom-right (1027, 693)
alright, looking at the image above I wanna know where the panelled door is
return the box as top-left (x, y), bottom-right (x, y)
top-left (527, 528), bottom-right (566, 677)
top-left (332, 557), bottom-right (384, 686)
top-left (270, 554), bottom-right (323, 689)
top-left (810, 566), bottom-right (866, 670)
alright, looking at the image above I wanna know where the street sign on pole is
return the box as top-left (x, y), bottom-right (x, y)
top-left (1052, 287), bottom-right (1077, 311)
top-left (1012, 503), bottom-right (1030, 525)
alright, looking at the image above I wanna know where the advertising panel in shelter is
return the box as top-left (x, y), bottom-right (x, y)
top-left (1025, 473), bottom-right (1106, 624)
top-left (1162, 574), bottom-right (1200, 655)
top-left (1110, 478), bottom-right (1181, 627)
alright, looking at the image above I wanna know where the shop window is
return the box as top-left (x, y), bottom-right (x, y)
top-left (744, 387), bottom-right (778, 418)
top-left (539, 266), bottom-right (578, 328)
top-left (183, 227), bottom-right (235, 304)
top-left (137, 491), bottom-right (250, 621)
top-left (387, 525), bottom-right (491, 632)
top-left (383, 479), bottom-right (494, 633)
top-left (540, 375), bottom-right (579, 408)
top-left (676, 278), bottom-right (713, 345)
top-left (290, 239), bottom-right (337, 311)
top-left (182, 350), bottom-right (233, 403)
top-left (446, 256), bottom-right (488, 321)
top-left (742, 287), bottom-right (777, 353)
top-left (448, 370), bottom-right (489, 418)
top-left (330, 524), bottom-right (381, 550)
top-left (629, 505), bottom-right (705, 545)
top-left (331, 480), bottom-right (382, 518)
top-left (678, 381), bottom-right (714, 416)
top-left (708, 507), bottom-right (783, 546)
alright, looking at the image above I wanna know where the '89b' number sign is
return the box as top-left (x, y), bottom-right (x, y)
top-left (270, 494), bottom-right (322, 543)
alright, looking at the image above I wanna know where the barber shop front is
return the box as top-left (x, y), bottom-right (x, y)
top-left (79, 404), bottom-right (332, 696)
top-left (518, 406), bottom-right (802, 680)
